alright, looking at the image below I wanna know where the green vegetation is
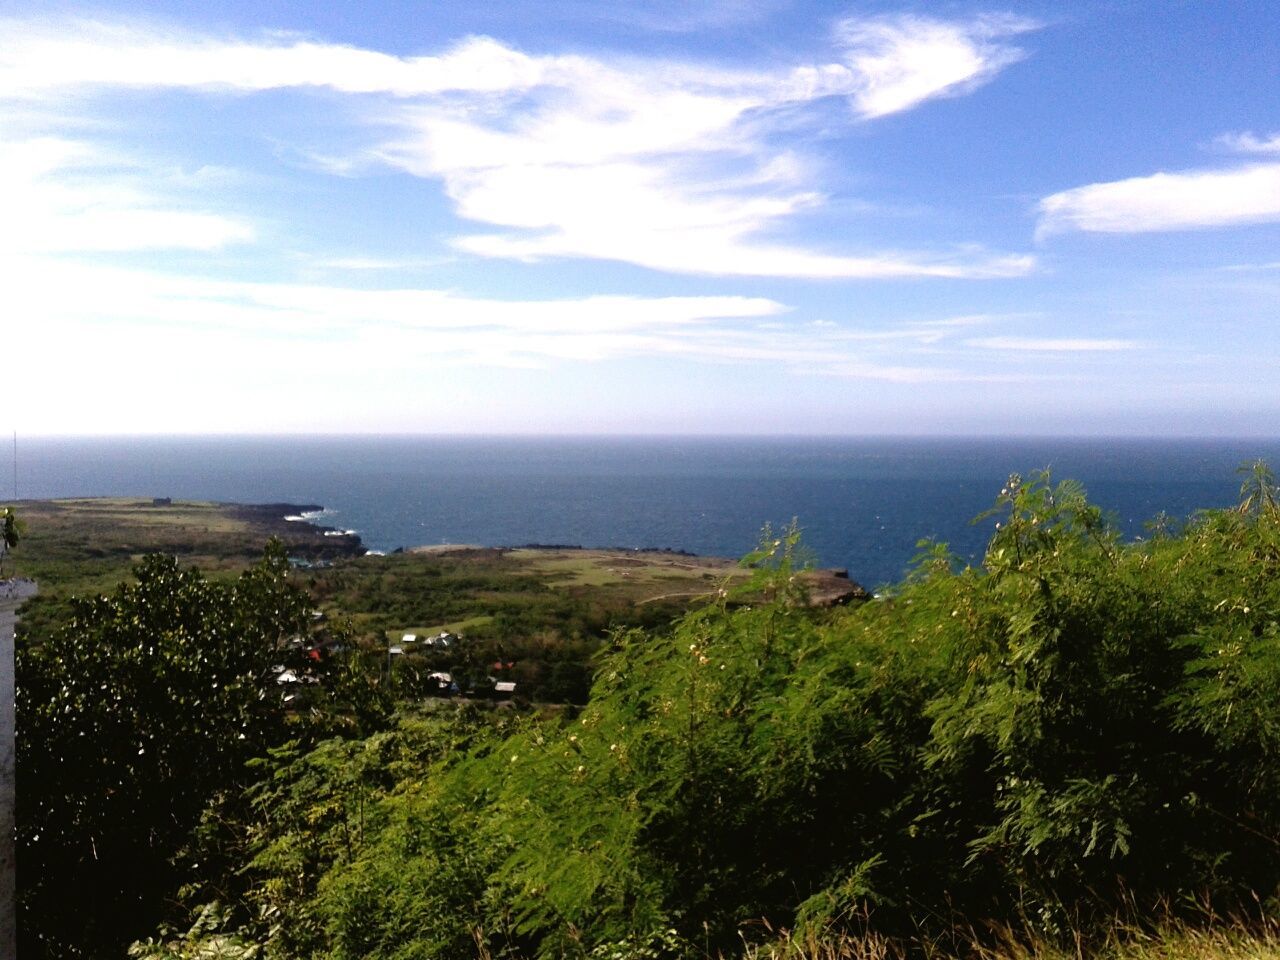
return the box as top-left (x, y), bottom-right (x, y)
top-left (304, 548), bottom-right (737, 703)
top-left (17, 468), bottom-right (1280, 958)
top-left (17, 543), bottom-right (313, 956)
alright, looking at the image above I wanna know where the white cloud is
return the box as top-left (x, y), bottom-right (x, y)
top-left (1216, 131), bottom-right (1280, 155)
top-left (308, 255), bottom-right (457, 271)
top-left (0, 23), bottom-right (562, 98)
top-left (1218, 260), bottom-right (1280, 272)
top-left (966, 336), bottom-right (1138, 351)
top-left (0, 15), bottom-right (1037, 280)
top-left (1038, 162), bottom-right (1280, 235)
top-left (0, 15), bottom-right (1034, 112)
top-left (374, 15), bottom-right (1038, 279)
top-left (836, 13), bottom-right (1036, 119)
top-left (0, 137), bottom-right (254, 252)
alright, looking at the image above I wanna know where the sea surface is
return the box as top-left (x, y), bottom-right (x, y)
top-left (14, 436), bottom-right (1280, 588)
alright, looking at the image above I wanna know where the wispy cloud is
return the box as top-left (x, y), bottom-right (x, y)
top-left (0, 15), bottom-right (1037, 280)
top-left (0, 137), bottom-right (254, 252)
top-left (0, 15), bottom-right (1036, 113)
top-left (7, 257), bottom-right (1035, 379)
top-left (573, 0), bottom-right (783, 35)
top-left (0, 23), bottom-right (560, 97)
top-left (1037, 161), bottom-right (1280, 235)
top-left (1216, 131), bottom-right (1280, 155)
top-left (1218, 260), bottom-right (1280, 272)
top-left (307, 255), bottom-right (458, 272)
top-left (836, 13), bottom-right (1037, 119)
top-left (966, 336), bottom-right (1138, 351)
top-left (376, 12), bottom-right (1038, 279)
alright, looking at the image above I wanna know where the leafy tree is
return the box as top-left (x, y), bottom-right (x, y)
top-left (17, 541), bottom-right (311, 958)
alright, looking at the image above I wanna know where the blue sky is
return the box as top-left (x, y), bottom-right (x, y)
top-left (4, 0), bottom-right (1279, 435)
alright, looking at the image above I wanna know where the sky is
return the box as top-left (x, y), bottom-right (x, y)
top-left (3, 0), bottom-right (1280, 436)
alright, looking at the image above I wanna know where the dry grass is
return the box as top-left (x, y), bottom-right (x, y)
top-left (738, 915), bottom-right (1280, 960)
top-left (506, 548), bottom-right (743, 598)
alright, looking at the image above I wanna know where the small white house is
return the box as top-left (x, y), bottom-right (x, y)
top-left (428, 671), bottom-right (460, 695)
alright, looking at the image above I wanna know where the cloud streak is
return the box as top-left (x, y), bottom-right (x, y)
top-left (966, 336), bottom-right (1138, 352)
top-left (7, 256), bottom-right (1048, 379)
top-left (1038, 160), bottom-right (1280, 235)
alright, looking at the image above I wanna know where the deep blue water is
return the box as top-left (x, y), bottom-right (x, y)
top-left (14, 436), bottom-right (1280, 587)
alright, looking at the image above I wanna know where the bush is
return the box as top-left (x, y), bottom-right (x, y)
top-left (132, 469), bottom-right (1280, 958)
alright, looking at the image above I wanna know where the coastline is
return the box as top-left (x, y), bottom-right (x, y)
top-left (217, 502), bottom-right (367, 560)
top-left (5, 497), bottom-right (864, 606)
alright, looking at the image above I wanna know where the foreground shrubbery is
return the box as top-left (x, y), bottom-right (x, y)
top-left (29, 468), bottom-right (1280, 957)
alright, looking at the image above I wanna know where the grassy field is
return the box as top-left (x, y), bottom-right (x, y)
top-left (505, 546), bottom-right (740, 594)
top-left (7, 497), bottom-right (360, 640)
top-left (8, 497), bottom-right (357, 581)
top-left (301, 546), bottom-right (762, 647)
top-left (385, 614), bottom-right (495, 642)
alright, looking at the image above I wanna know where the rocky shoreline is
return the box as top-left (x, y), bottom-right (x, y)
top-left (219, 502), bottom-right (367, 561)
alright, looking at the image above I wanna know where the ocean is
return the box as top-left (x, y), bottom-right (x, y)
top-left (14, 436), bottom-right (1280, 588)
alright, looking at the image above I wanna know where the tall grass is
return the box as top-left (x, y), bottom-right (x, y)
top-left (740, 913), bottom-right (1280, 960)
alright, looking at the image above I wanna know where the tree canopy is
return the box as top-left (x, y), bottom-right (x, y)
top-left (17, 541), bottom-right (311, 957)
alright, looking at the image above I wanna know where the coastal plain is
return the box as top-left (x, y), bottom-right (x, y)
top-left (9, 499), bottom-right (864, 701)
top-left (9, 497), bottom-right (861, 604)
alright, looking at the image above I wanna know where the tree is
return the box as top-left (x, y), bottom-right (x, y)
top-left (1237, 458), bottom-right (1279, 517)
top-left (16, 541), bottom-right (310, 958)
